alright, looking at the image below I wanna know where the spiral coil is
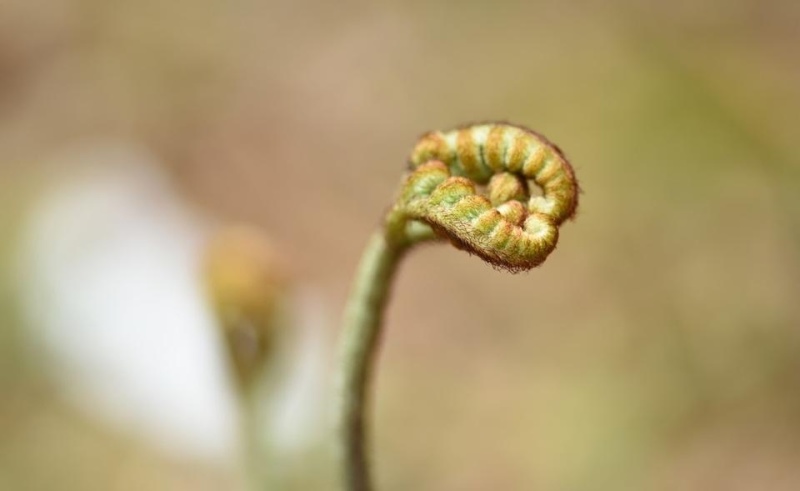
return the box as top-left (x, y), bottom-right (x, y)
top-left (395, 123), bottom-right (579, 271)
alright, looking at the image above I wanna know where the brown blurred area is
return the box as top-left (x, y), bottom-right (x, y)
top-left (1, 0), bottom-right (800, 490)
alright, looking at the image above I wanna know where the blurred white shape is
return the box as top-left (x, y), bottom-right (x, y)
top-left (265, 287), bottom-right (329, 454)
top-left (15, 143), bottom-right (238, 463)
top-left (15, 141), bottom-right (332, 473)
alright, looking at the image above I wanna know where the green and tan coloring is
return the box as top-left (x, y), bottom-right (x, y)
top-left (337, 122), bottom-right (580, 491)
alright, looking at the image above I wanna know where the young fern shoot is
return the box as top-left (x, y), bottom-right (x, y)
top-left (336, 123), bottom-right (580, 491)
top-left (203, 226), bottom-right (289, 491)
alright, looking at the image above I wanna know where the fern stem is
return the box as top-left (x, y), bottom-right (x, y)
top-left (336, 230), bottom-right (409, 491)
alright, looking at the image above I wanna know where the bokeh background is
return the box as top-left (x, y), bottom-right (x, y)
top-left (1, 0), bottom-right (800, 490)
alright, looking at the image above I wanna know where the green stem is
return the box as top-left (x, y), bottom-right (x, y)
top-left (239, 388), bottom-right (265, 491)
top-left (336, 229), bottom-right (410, 491)
top-left (239, 373), bottom-right (287, 490)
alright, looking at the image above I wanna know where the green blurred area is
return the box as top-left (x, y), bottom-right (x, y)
top-left (1, 0), bottom-right (799, 490)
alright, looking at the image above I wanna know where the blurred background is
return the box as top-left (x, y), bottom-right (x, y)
top-left (1, 0), bottom-right (799, 490)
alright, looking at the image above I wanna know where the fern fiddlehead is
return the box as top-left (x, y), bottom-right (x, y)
top-left (203, 226), bottom-right (289, 491)
top-left (337, 123), bottom-right (579, 491)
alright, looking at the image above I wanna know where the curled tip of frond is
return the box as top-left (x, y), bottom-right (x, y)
top-left (398, 122), bottom-right (579, 272)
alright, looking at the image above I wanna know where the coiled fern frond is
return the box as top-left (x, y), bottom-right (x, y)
top-left (337, 122), bottom-right (580, 491)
